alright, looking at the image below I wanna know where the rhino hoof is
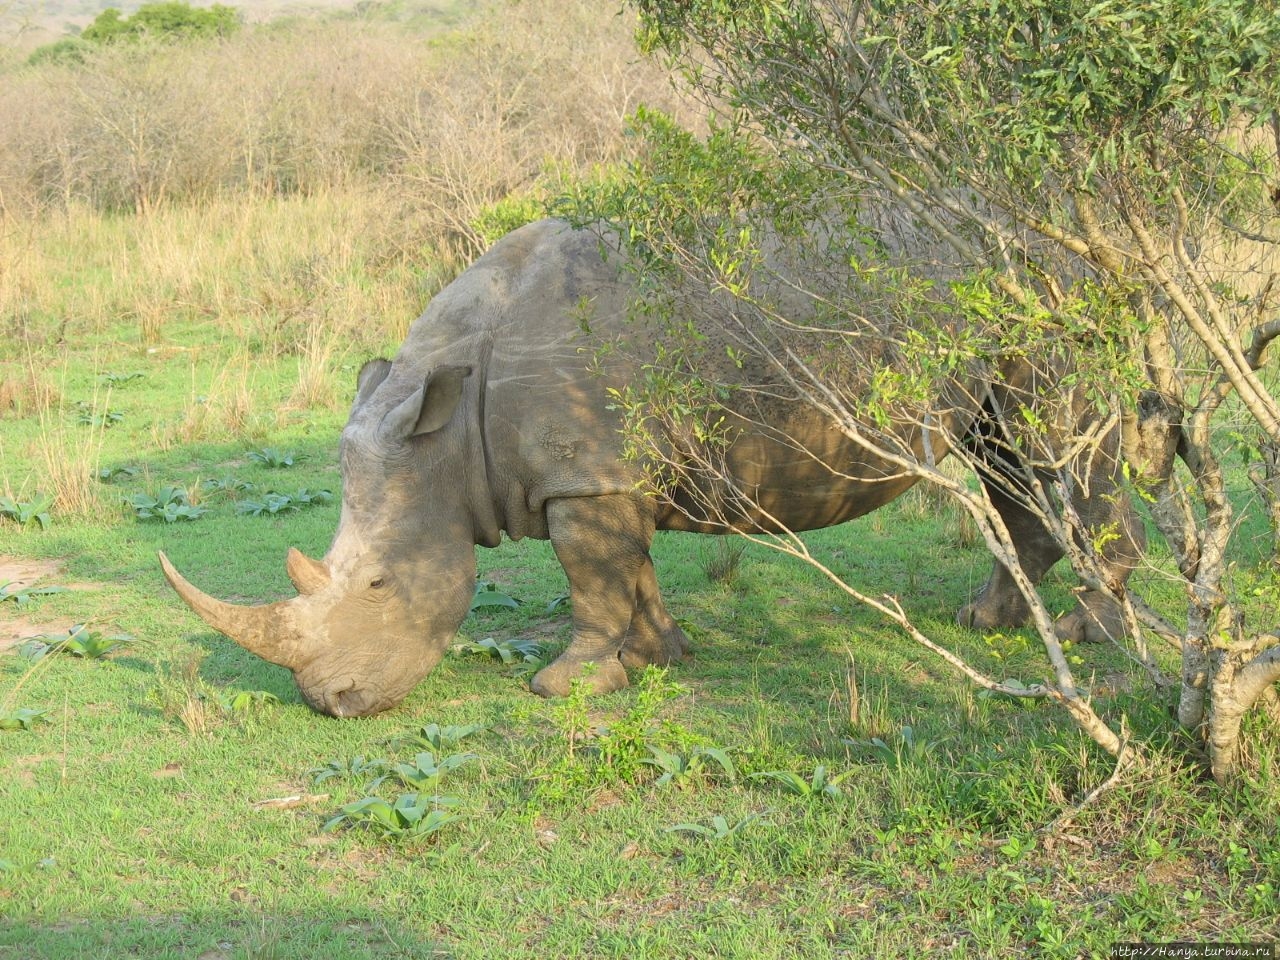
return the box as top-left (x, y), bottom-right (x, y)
top-left (1054, 593), bottom-right (1125, 644)
top-left (530, 656), bottom-right (629, 698)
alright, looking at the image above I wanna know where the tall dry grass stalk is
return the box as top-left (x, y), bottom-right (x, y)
top-left (152, 352), bottom-right (267, 450)
top-left (287, 325), bottom-right (347, 412)
top-left (29, 394), bottom-right (112, 521)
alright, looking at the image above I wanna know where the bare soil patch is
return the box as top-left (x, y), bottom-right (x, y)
top-left (1, 614), bottom-right (79, 652)
top-left (0, 555), bottom-right (62, 589)
top-left (0, 556), bottom-right (89, 651)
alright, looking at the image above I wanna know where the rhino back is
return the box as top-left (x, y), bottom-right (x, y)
top-left (394, 219), bottom-right (959, 541)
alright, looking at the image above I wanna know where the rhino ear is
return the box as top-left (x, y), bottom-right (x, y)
top-left (353, 359), bottom-right (392, 412)
top-left (381, 365), bottom-right (473, 440)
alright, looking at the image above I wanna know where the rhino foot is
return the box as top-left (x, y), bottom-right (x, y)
top-left (530, 655), bottom-right (629, 698)
top-left (956, 589), bottom-right (1032, 632)
top-left (620, 621), bottom-right (691, 670)
top-left (1054, 590), bottom-right (1126, 644)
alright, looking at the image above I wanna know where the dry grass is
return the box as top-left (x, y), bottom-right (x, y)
top-left (150, 352), bottom-right (269, 451)
top-left (28, 402), bottom-right (111, 520)
top-left (287, 325), bottom-right (347, 412)
top-left (0, 2), bottom-right (689, 221)
top-left (0, 362), bottom-right (59, 418)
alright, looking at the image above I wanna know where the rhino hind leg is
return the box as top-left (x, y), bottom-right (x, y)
top-left (960, 432), bottom-right (1142, 643)
top-left (531, 495), bottom-right (657, 698)
top-left (619, 556), bottom-right (691, 669)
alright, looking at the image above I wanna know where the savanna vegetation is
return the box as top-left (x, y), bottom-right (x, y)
top-left (1, 1), bottom-right (1278, 958)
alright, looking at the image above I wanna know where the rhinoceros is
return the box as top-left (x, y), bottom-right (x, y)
top-left (159, 218), bottom-right (1141, 717)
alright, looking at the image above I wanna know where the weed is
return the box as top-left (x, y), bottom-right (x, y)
top-left (0, 707), bottom-right (48, 731)
top-left (127, 486), bottom-right (206, 522)
top-left (453, 636), bottom-right (545, 666)
top-left (72, 400), bottom-right (124, 429)
top-left (666, 812), bottom-right (766, 840)
top-left (323, 794), bottom-right (461, 841)
top-left (592, 667), bottom-right (699, 782)
top-left (97, 465), bottom-right (140, 483)
top-left (0, 494), bottom-right (53, 530)
top-left (308, 756), bottom-right (391, 786)
top-left (0, 580), bottom-right (66, 607)
top-left (845, 725), bottom-right (939, 768)
top-left (372, 751), bottom-right (478, 791)
top-left (200, 475), bottom-right (255, 497)
top-left (470, 581), bottom-right (521, 610)
top-left (32, 410), bottom-right (109, 518)
top-left (19, 624), bottom-right (136, 660)
top-left (641, 745), bottom-right (738, 787)
top-left (98, 372), bottom-right (144, 386)
top-left (542, 667), bottom-right (704, 788)
top-left (148, 655), bottom-right (224, 736)
top-left (0, 367), bottom-right (58, 418)
top-left (287, 326), bottom-right (344, 411)
top-left (748, 764), bottom-right (852, 801)
top-left (698, 536), bottom-right (747, 586)
top-left (218, 689), bottom-right (281, 716)
top-left (236, 488), bottom-right (332, 516)
top-left (387, 723), bottom-right (486, 753)
top-left (247, 448), bottom-right (304, 468)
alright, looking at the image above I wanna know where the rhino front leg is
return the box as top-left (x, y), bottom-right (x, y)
top-left (531, 494), bottom-right (655, 698)
top-left (619, 556), bottom-right (691, 669)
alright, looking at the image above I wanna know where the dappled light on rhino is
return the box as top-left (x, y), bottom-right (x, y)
top-left (161, 220), bottom-right (1140, 718)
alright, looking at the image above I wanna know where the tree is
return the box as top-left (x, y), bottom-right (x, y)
top-left (575, 0), bottom-right (1280, 786)
top-left (81, 2), bottom-right (239, 43)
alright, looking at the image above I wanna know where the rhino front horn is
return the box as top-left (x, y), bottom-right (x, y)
top-left (158, 551), bottom-right (307, 670)
top-left (286, 547), bottom-right (331, 595)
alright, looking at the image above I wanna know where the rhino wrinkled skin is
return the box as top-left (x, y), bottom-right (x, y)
top-left (160, 219), bottom-right (1140, 717)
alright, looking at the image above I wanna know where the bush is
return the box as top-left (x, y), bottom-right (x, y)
top-left (82, 3), bottom-right (241, 43)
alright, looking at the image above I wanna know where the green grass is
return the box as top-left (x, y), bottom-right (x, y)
top-left (1, 202), bottom-right (1278, 960)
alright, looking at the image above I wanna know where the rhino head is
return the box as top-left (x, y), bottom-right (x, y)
top-left (160, 359), bottom-right (480, 717)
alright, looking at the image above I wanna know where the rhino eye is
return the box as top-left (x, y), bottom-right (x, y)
top-left (369, 577), bottom-right (386, 589)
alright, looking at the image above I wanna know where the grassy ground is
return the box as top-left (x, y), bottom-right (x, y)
top-left (1, 219), bottom-right (1278, 958)
top-left (1, 4), bottom-right (1278, 953)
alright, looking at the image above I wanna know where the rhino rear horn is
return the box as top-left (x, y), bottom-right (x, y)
top-left (286, 547), bottom-right (331, 595)
top-left (158, 551), bottom-right (307, 670)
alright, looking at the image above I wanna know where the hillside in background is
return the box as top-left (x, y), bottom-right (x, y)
top-left (1, 0), bottom-right (475, 54)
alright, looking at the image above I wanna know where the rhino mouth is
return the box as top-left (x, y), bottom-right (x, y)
top-left (300, 676), bottom-right (387, 718)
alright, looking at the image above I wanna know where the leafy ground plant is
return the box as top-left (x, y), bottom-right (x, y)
top-left (72, 400), bottom-right (123, 429)
top-left (387, 723), bottom-right (486, 752)
top-left (126, 486), bottom-right (205, 522)
top-left (469, 581), bottom-right (521, 610)
top-left (96, 465), bottom-right (140, 483)
top-left (307, 755), bottom-right (391, 785)
top-left (0, 494), bottom-right (53, 530)
top-left (322, 793), bottom-right (461, 841)
top-left (0, 580), bottom-right (66, 607)
top-left (453, 636), bottom-right (545, 666)
top-left (748, 764), bottom-right (853, 801)
top-left (98, 372), bottom-right (144, 386)
top-left (666, 812), bottom-right (767, 840)
top-left (235, 488), bottom-right (332, 516)
top-left (373, 751), bottom-right (478, 791)
top-left (199, 476), bottom-right (255, 497)
top-left (218, 689), bottom-right (280, 715)
top-left (0, 707), bottom-right (48, 731)
top-left (641, 745), bottom-right (738, 787)
top-left (246, 447), bottom-right (304, 468)
top-left (19, 624), bottom-right (135, 660)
